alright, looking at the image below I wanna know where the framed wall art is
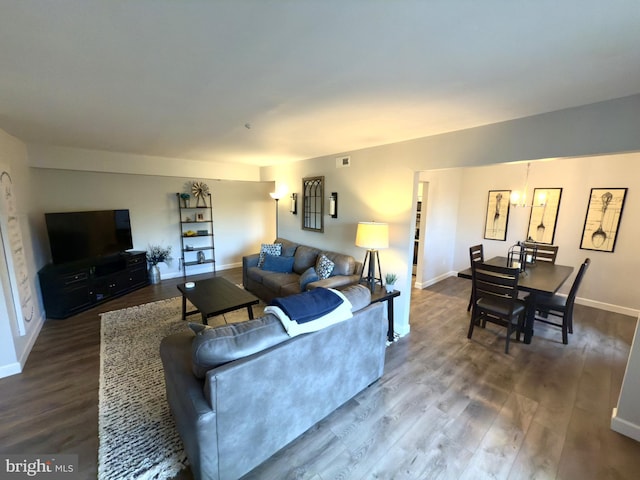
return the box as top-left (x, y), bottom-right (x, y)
top-left (580, 187), bottom-right (627, 252)
top-left (483, 190), bottom-right (511, 241)
top-left (526, 188), bottom-right (562, 244)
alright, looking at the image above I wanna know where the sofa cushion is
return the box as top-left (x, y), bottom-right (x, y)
top-left (293, 245), bottom-right (320, 274)
top-left (189, 317), bottom-right (289, 378)
top-left (262, 254), bottom-right (295, 273)
top-left (262, 272), bottom-right (297, 293)
top-left (316, 254), bottom-right (335, 279)
top-left (299, 266), bottom-right (319, 291)
top-left (274, 238), bottom-right (299, 257)
top-left (322, 251), bottom-right (357, 276)
top-left (340, 284), bottom-right (371, 312)
top-left (258, 243), bottom-right (281, 267)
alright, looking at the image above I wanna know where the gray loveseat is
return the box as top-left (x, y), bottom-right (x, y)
top-left (242, 237), bottom-right (362, 302)
top-left (160, 285), bottom-right (386, 480)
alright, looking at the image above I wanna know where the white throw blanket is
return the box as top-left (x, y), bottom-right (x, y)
top-left (265, 288), bottom-right (353, 337)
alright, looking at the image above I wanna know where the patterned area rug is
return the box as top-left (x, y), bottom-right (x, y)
top-left (98, 296), bottom-right (263, 480)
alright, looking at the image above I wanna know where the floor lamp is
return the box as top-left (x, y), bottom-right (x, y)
top-left (355, 222), bottom-right (389, 291)
top-left (269, 191), bottom-right (282, 238)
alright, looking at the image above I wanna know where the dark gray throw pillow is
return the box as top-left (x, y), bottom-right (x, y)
top-left (189, 316), bottom-right (288, 378)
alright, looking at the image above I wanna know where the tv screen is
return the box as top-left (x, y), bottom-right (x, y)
top-left (45, 209), bottom-right (134, 264)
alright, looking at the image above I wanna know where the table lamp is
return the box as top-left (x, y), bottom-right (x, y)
top-left (355, 221), bottom-right (389, 290)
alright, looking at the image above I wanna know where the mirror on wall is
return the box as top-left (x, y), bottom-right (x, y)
top-left (302, 176), bottom-right (324, 232)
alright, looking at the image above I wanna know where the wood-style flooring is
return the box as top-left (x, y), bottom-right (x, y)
top-left (1, 269), bottom-right (639, 479)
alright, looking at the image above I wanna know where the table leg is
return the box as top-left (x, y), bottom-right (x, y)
top-left (181, 294), bottom-right (187, 321)
top-left (202, 313), bottom-right (209, 325)
top-left (386, 298), bottom-right (394, 343)
top-left (247, 305), bottom-right (254, 320)
top-left (524, 294), bottom-right (536, 344)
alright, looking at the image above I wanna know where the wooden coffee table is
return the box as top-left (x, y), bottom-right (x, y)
top-left (177, 277), bottom-right (260, 325)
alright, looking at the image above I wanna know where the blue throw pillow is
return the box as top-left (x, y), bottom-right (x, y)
top-left (262, 253), bottom-right (295, 273)
top-left (299, 266), bottom-right (319, 291)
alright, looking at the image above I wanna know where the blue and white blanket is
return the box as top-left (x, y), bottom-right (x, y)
top-left (265, 288), bottom-right (353, 337)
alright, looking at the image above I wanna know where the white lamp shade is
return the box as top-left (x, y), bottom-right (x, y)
top-left (355, 222), bottom-right (389, 249)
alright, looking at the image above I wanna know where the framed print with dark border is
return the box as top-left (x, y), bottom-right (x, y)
top-left (580, 188), bottom-right (627, 252)
top-left (484, 190), bottom-right (510, 241)
top-left (526, 188), bottom-right (562, 244)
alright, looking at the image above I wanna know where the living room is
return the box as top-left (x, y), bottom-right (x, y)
top-left (1, 2), bottom-right (640, 479)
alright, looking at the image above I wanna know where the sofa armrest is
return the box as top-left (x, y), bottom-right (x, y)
top-left (307, 274), bottom-right (360, 290)
top-left (242, 253), bottom-right (260, 286)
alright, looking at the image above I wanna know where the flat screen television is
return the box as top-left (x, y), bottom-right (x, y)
top-left (45, 209), bottom-right (134, 264)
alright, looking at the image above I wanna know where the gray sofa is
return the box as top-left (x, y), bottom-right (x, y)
top-left (242, 237), bottom-right (362, 303)
top-left (160, 285), bottom-right (386, 480)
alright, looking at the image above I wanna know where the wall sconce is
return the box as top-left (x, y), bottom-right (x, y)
top-left (290, 193), bottom-right (297, 214)
top-left (329, 192), bottom-right (338, 218)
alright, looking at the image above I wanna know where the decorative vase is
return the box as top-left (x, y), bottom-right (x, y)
top-left (149, 265), bottom-right (161, 284)
top-left (385, 283), bottom-right (395, 293)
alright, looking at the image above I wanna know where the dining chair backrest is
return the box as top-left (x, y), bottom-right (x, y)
top-left (567, 258), bottom-right (591, 306)
top-left (523, 242), bottom-right (559, 264)
top-left (471, 262), bottom-right (521, 307)
top-left (467, 244), bottom-right (485, 312)
top-left (469, 244), bottom-right (484, 265)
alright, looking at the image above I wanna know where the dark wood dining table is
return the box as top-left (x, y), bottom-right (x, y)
top-left (458, 256), bottom-right (574, 344)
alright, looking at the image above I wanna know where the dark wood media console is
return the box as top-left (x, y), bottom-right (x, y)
top-left (38, 251), bottom-right (149, 319)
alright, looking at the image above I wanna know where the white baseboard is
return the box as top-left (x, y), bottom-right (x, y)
top-left (576, 297), bottom-right (639, 317)
top-left (163, 262), bottom-right (243, 280)
top-left (611, 408), bottom-right (640, 442)
top-left (414, 271), bottom-right (457, 289)
top-left (0, 361), bottom-right (22, 379)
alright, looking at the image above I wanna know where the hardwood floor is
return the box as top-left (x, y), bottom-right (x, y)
top-left (1, 270), bottom-right (639, 479)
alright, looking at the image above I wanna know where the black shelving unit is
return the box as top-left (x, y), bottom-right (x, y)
top-left (176, 192), bottom-right (216, 277)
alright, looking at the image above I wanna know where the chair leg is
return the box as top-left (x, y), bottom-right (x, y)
top-left (504, 323), bottom-right (511, 354)
top-left (467, 292), bottom-right (473, 312)
top-left (467, 316), bottom-right (476, 339)
top-left (562, 315), bottom-right (568, 345)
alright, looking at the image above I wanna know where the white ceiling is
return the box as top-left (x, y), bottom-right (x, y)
top-left (1, 1), bottom-right (639, 167)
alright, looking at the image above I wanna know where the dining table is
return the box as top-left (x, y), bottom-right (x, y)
top-left (458, 256), bottom-right (574, 344)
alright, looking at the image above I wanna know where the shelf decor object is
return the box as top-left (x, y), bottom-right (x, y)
top-left (176, 192), bottom-right (216, 277)
top-left (484, 190), bottom-right (511, 241)
top-left (355, 221), bottom-right (389, 291)
top-left (146, 244), bottom-right (172, 284)
top-left (526, 187), bottom-right (562, 244)
top-left (191, 181), bottom-right (210, 207)
top-left (580, 187), bottom-right (627, 253)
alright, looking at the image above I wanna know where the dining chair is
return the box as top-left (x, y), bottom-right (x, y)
top-left (466, 244), bottom-right (484, 311)
top-left (468, 262), bottom-right (526, 354)
top-left (523, 242), bottom-right (559, 264)
top-left (531, 258), bottom-right (591, 344)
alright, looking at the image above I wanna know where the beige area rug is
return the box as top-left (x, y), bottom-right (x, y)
top-left (98, 296), bottom-right (264, 480)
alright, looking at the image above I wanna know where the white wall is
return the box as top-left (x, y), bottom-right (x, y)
top-left (0, 130), bottom-right (45, 378)
top-left (415, 170), bottom-right (462, 287)
top-left (264, 156), bottom-right (416, 337)
top-left (421, 155), bottom-right (640, 313)
top-left (30, 169), bottom-right (275, 279)
top-left (27, 144), bottom-right (261, 182)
